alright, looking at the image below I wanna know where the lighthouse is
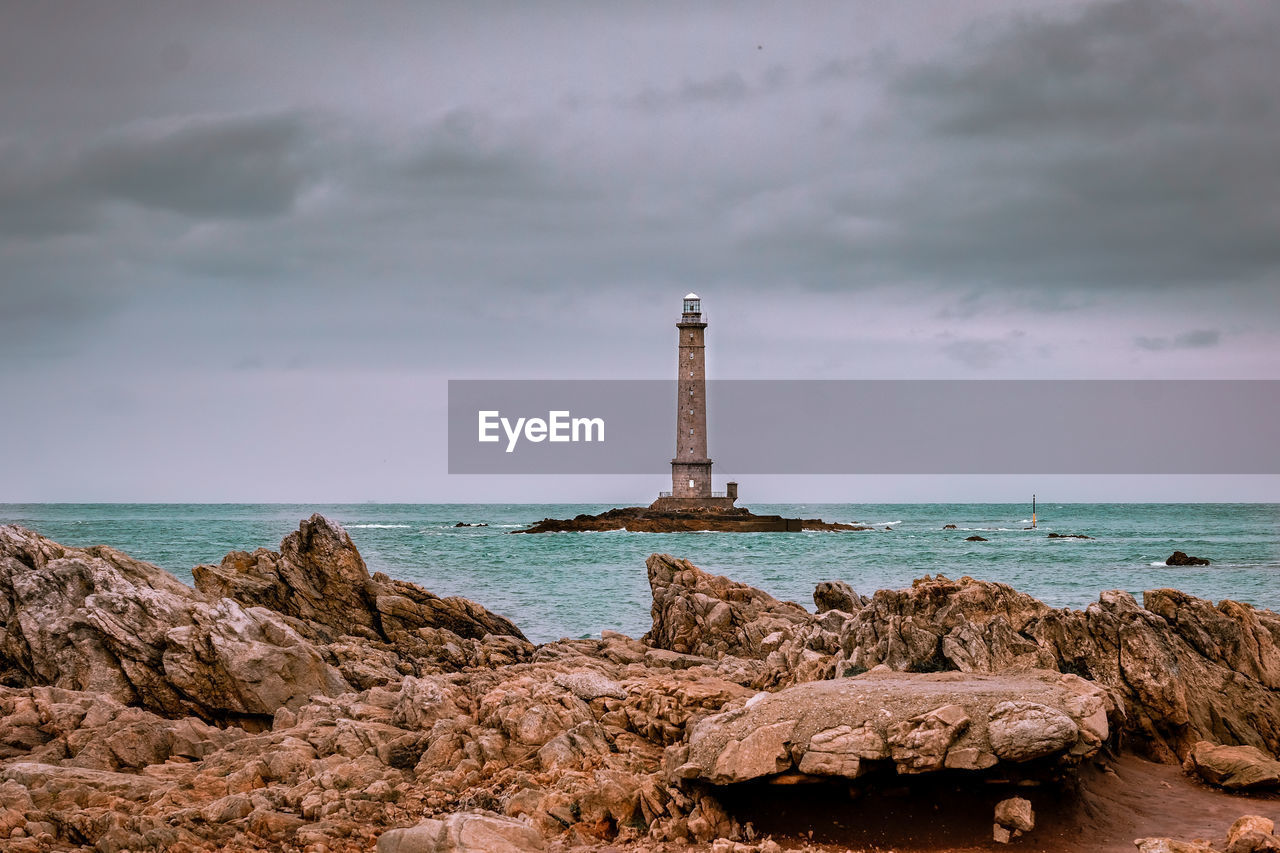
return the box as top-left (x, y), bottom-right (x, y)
top-left (653, 294), bottom-right (737, 509)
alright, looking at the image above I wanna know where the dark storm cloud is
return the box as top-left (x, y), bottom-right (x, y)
top-left (0, 111), bottom-right (318, 236)
top-left (844, 0), bottom-right (1280, 288)
top-left (78, 112), bottom-right (315, 219)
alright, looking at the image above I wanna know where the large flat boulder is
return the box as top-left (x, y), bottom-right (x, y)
top-left (684, 669), bottom-right (1112, 784)
top-left (1188, 741), bottom-right (1280, 790)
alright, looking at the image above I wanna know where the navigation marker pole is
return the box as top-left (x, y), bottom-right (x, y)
top-left (1032, 494), bottom-right (1036, 529)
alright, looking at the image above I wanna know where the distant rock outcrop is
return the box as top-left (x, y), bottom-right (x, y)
top-left (515, 505), bottom-right (873, 533)
top-left (1166, 551), bottom-right (1211, 566)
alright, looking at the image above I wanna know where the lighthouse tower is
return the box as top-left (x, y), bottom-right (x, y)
top-left (673, 293), bottom-right (711, 498)
top-left (653, 294), bottom-right (738, 510)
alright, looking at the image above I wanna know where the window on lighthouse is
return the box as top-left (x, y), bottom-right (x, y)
top-left (688, 479), bottom-right (695, 489)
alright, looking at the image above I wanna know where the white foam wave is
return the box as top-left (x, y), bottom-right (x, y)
top-left (874, 520), bottom-right (903, 527)
top-left (1149, 561), bottom-right (1167, 567)
top-left (345, 523), bottom-right (413, 529)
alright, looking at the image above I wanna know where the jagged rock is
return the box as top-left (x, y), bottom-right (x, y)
top-left (994, 796), bottom-right (1034, 843)
top-left (1048, 533), bottom-right (1093, 539)
top-left (684, 670), bottom-right (1110, 785)
top-left (194, 514), bottom-right (526, 644)
top-left (0, 525), bottom-right (349, 724)
top-left (1228, 816), bottom-right (1280, 853)
top-left (943, 524), bottom-right (958, 529)
top-left (1166, 551), bottom-right (1210, 566)
top-left (644, 554), bottom-right (811, 659)
top-left (1188, 742), bottom-right (1280, 790)
top-left (377, 812), bottom-right (545, 852)
top-left (817, 574), bottom-right (1280, 762)
top-left (813, 580), bottom-right (864, 614)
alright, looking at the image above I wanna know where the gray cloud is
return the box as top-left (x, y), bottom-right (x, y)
top-left (78, 112), bottom-right (315, 218)
top-left (1135, 329), bottom-right (1222, 352)
top-left (852, 0), bottom-right (1280, 289)
top-left (0, 111), bottom-right (320, 236)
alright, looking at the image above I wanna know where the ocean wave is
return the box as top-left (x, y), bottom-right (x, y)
top-left (345, 523), bottom-right (413, 529)
top-left (874, 520), bottom-right (903, 527)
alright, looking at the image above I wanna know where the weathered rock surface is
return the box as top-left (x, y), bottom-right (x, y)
top-left (376, 812), bottom-right (545, 853)
top-left (683, 670), bottom-right (1113, 785)
top-left (1138, 814), bottom-right (1280, 853)
top-left (1188, 741), bottom-right (1280, 790)
top-left (1226, 815), bottom-right (1280, 853)
top-left (813, 580), bottom-right (865, 614)
top-left (0, 528), bottom-right (1277, 853)
top-left (993, 796), bottom-right (1034, 843)
top-left (0, 525), bottom-right (349, 724)
top-left (643, 555), bottom-right (812, 660)
top-left (1166, 551), bottom-right (1211, 566)
top-left (782, 575), bottom-right (1279, 763)
top-left (194, 513), bottom-right (527, 644)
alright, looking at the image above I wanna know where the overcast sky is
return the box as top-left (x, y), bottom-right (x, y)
top-left (2, 0), bottom-right (1277, 502)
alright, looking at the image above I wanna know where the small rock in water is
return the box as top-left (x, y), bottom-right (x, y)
top-left (1166, 551), bottom-right (1210, 566)
top-left (943, 524), bottom-right (957, 529)
top-left (1047, 532), bottom-right (1093, 539)
top-left (454, 521), bottom-right (488, 527)
top-left (966, 535), bottom-right (988, 542)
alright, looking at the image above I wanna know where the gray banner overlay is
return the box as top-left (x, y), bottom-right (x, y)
top-left (448, 380), bottom-right (1279, 474)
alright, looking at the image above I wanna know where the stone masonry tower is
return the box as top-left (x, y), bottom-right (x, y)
top-left (672, 293), bottom-right (712, 498)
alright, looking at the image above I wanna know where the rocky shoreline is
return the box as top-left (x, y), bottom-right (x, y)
top-left (1, 516), bottom-right (1278, 852)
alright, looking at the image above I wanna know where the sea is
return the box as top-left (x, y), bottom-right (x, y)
top-left (1, 503), bottom-right (1276, 645)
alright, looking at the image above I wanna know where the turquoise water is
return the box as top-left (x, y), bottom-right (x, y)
top-left (1, 503), bottom-right (1276, 644)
